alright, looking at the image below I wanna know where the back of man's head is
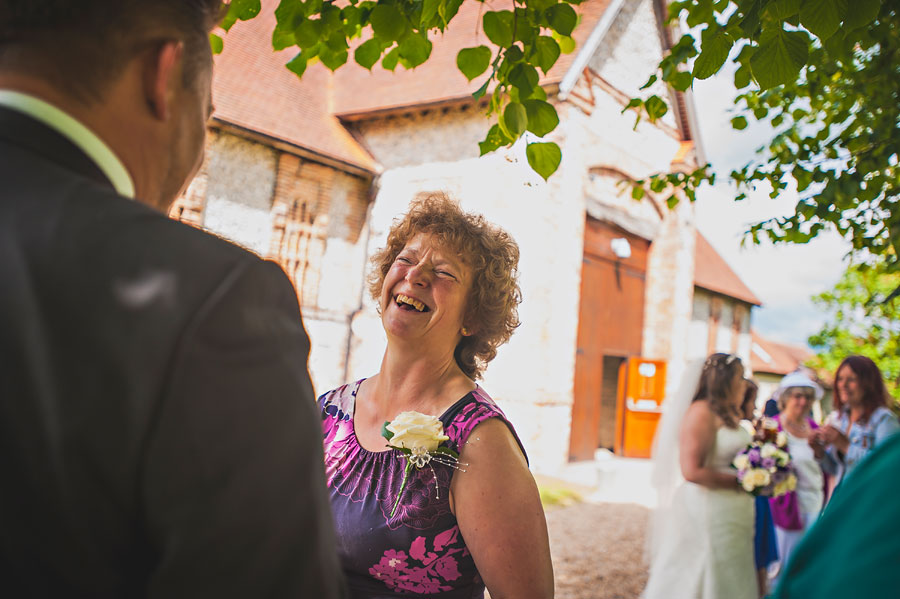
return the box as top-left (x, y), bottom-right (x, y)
top-left (0, 0), bottom-right (224, 104)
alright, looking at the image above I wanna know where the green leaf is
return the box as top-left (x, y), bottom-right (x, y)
top-left (750, 28), bottom-right (809, 89)
top-left (503, 101), bottom-right (528, 137)
top-left (739, 0), bottom-right (763, 36)
top-left (546, 3), bottom-right (577, 36)
top-left (302, 0), bottom-right (323, 18)
top-left (799, 0), bottom-right (847, 41)
top-left (381, 421), bottom-right (395, 441)
top-left (765, 0), bottom-right (801, 20)
top-left (527, 0), bottom-right (557, 12)
top-left (209, 33), bottom-right (224, 55)
top-left (671, 71), bottom-right (694, 91)
top-left (523, 99), bottom-right (559, 137)
top-left (295, 18), bottom-right (323, 49)
top-left (421, 0), bottom-right (441, 27)
top-left (479, 124), bottom-right (514, 155)
top-left (370, 4), bottom-right (408, 42)
top-left (693, 28), bottom-right (733, 79)
top-left (286, 51), bottom-right (309, 78)
top-left (686, 0), bottom-right (714, 28)
top-left (472, 77), bottom-right (491, 100)
top-left (632, 185), bottom-right (645, 200)
top-left (324, 31), bottom-right (349, 52)
top-left (382, 46), bottom-right (400, 71)
top-left (844, 0), bottom-right (881, 31)
top-left (224, 0), bottom-right (261, 30)
top-left (355, 38), bottom-right (385, 70)
top-left (645, 95), bottom-right (669, 121)
top-left (483, 11), bottom-right (515, 48)
top-left (527, 86), bottom-right (548, 101)
top-left (439, 0), bottom-right (464, 27)
top-left (731, 115), bottom-right (749, 130)
top-left (457, 46), bottom-right (492, 81)
top-left (319, 45), bottom-right (348, 71)
top-left (272, 25), bottom-right (295, 51)
top-left (532, 36), bottom-right (561, 74)
top-left (509, 63), bottom-right (540, 94)
top-left (526, 142), bottom-right (562, 180)
top-left (734, 64), bottom-right (752, 89)
top-left (398, 32), bottom-right (432, 68)
top-left (556, 34), bottom-right (576, 54)
top-left (341, 6), bottom-right (361, 36)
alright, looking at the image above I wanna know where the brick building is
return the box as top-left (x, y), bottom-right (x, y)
top-left (170, 0), bottom-right (762, 471)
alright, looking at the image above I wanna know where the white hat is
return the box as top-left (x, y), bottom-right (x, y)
top-left (777, 370), bottom-right (824, 401)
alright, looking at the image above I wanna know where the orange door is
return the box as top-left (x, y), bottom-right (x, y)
top-left (569, 219), bottom-right (649, 461)
top-left (615, 358), bottom-right (667, 458)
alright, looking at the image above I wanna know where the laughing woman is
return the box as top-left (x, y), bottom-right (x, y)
top-left (317, 194), bottom-right (554, 599)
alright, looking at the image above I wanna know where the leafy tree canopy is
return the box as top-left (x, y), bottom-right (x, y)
top-left (631, 0), bottom-right (899, 272)
top-left (217, 0), bottom-right (897, 270)
top-left (213, 0), bottom-right (586, 180)
top-left (808, 254), bottom-right (900, 406)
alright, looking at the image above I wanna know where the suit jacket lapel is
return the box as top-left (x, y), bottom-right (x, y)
top-left (0, 105), bottom-right (114, 191)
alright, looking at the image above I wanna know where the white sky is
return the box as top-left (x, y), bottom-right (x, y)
top-left (690, 70), bottom-right (850, 348)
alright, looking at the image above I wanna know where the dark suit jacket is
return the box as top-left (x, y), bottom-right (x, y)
top-left (0, 106), bottom-right (346, 598)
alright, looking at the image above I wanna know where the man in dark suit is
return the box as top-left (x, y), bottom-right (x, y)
top-left (0, 1), bottom-right (346, 596)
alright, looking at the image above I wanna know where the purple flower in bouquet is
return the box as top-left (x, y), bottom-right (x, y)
top-left (761, 457), bottom-right (777, 470)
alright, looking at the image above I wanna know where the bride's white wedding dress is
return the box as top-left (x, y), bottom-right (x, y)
top-left (644, 425), bottom-right (756, 599)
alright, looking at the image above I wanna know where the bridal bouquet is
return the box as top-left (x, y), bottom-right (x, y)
top-left (732, 426), bottom-right (797, 497)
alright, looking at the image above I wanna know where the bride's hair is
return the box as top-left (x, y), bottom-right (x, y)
top-left (692, 353), bottom-right (743, 428)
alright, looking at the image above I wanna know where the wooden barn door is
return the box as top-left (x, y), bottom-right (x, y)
top-left (568, 217), bottom-right (649, 461)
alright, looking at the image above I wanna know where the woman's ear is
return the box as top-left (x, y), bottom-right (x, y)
top-left (143, 40), bottom-right (183, 121)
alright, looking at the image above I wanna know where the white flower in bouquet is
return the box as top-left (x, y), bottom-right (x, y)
top-left (741, 468), bottom-right (771, 492)
top-left (776, 431), bottom-right (788, 447)
top-left (761, 443), bottom-right (779, 459)
top-left (733, 454), bottom-right (750, 471)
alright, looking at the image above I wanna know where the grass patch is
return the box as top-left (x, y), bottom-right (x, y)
top-left (538, 484), bottom-right (582, 508)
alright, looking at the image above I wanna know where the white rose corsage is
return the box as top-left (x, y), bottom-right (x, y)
top-left (382, 411), bottom-right (461, 517)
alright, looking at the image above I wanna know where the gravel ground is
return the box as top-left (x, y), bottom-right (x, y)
top-left (546, 501), bottom-right (651, 599)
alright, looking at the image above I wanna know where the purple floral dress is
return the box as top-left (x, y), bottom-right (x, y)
top-left (318, 380), bottom-right (526, 599)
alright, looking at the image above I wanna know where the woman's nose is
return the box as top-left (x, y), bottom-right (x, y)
top-left (406, 263), bottom-right (430, 286)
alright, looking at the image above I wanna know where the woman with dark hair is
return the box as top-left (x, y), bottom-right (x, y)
top-left (317, 194), bottom-right (553, 599)
top-left (644, 353), bottom-right (756, 599)
top-left (811, 355), bottom-right (899, 484)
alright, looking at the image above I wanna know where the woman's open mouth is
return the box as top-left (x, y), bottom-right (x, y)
top-left (394, 293), bottom-right (429, 312)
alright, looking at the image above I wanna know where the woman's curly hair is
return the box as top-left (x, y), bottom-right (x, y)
top-left (692, 353), bottom-right (744, 428)
top-left (368, 193), bottom-right (521, 380)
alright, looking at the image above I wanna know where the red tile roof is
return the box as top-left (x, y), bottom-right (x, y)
top-left (211, 1), bottom-right (377, 172)
top-left (693, 231), bottom-right (762, 306)
top-left (750, 330), bottom-right (813, 376)
top-left (332, 0), bottom-right (614, 116)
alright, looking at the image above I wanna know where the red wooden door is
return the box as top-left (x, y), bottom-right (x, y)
top-left (569, 218), bottom-right (649, 461)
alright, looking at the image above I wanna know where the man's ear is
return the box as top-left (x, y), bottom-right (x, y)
top-left (144, 40), bottom-right (183, 121)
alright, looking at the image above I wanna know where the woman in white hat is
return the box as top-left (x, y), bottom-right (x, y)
top-left (767, 370), bottom-right (826, 588)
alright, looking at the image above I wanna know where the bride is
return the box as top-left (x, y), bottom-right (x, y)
top-left (643, 353), bottom-right (757, 599)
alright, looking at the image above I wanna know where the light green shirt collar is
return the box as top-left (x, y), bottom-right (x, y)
top-left (0, 89), bottom-right (135, 198)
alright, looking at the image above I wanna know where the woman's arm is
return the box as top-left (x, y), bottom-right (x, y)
top-left (679, 401), bottom-right (739, 491)
top-left (449, 418), bottom-right (554, 599)
top-left (873, 411), bottom-right (900, 449)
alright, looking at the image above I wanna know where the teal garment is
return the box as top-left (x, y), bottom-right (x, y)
top-left (773, 429), bottom-right (900, 599)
